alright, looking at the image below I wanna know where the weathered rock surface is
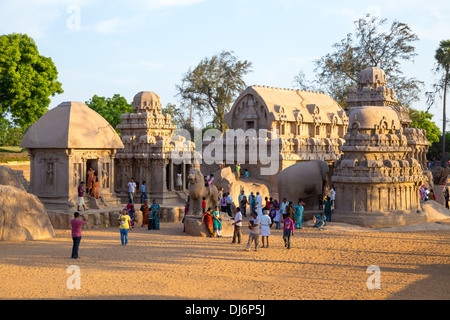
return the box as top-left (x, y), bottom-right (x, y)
top-left (0, 185), bottom-right (55, 241)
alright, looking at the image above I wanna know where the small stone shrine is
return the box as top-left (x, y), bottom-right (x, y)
top-left (115, 91), bottom-right (194, 205)
top-left (331, 67), bottom-right (430, 227)
top-left (20, 101), bottom-right (124, 211)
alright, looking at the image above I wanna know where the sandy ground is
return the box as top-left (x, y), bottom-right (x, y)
top-left (0, 217), bottom-right (449, 300)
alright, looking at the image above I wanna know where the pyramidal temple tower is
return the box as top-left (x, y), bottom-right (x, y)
top-left (331, 67), bottom-right (430, 227)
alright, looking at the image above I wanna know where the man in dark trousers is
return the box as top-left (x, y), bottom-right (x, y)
top-left (70, 212), bottom-right (87, 259)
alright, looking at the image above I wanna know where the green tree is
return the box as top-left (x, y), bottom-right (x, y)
top-left (176, 50), bottom-right (253, 132)
top-left (0, 33), bottom-right (63, 128)
top-left (296, 14), bottom-right (423, 108)
top-left (408, 107), bottom-right (441, 145)
top-left (85, 94), bottom-right (132, 130)
top-left (427, 40), bottom-right (450, 164)
top-left (162, 102), bottom-right (193, 129)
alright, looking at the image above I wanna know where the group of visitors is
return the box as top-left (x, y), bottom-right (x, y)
top-left (201, 186), bottom-right (337, 251)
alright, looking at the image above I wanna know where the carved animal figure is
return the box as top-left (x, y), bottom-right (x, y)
top-left (277, 160), bottom-right (329, 210)
top-left (431, 165), bottom-right (450, 185)
top-left (187, 167), bottom-right (219, 215)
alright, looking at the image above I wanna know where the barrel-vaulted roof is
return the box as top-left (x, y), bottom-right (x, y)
top-left (20, 101), bottom-right (124, 149)
top-left (225, 85), bottom-right (348, 128)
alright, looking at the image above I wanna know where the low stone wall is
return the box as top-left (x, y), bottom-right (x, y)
top-left (48, 205), bottom-right (186, 229)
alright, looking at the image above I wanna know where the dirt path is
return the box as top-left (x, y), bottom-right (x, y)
top-left (0, 221), bottom-right (449, 300)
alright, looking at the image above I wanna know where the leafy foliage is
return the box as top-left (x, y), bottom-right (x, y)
top-left (176, 50), bottom-right (253, 131)
top-left (85, 94), bottom-right (132, 130)
top-left (408, 107), bottom-right (441, 145)
top-left (294, 14), bottom-right (423, 108)
top-left (0, 33), bottom-right (63, 128)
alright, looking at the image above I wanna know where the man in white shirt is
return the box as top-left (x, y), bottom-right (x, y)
top-left (280, 198), bottom-right (288, 214)
top-left (127, 178), bottom-right (137, 204)
top-left (246, 212), bottom-right (261, 251)
top-left (231, 208), bottom-right (243, 244)
top-left (255, 192), bottom-right (263, 219)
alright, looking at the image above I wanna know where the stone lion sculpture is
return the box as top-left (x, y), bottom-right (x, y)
top-left (277, 160), bottom-right (329, 211)
top-left (187, 166), bottom-right (219, 215)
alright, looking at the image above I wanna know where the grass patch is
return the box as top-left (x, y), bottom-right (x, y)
top-left (0, 147), bottom-right (29, 163)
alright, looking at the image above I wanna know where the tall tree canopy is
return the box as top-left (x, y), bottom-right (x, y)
top-left (176, 50), bottom-right (253, 132)
top-left (408, 107), bottom-right (441, 145)
top-left (0, 33), bottom-right (63, 128)
top-left (295, 14), bottom-right (423, 109)
top-left (427, 40), bottom-right (450, 163)
top-left (85, 94), bottom-right (132, 130)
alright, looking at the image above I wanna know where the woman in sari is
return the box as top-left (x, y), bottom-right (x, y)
top-left (150, 199), bottom-right (160, 230)
top-left (92, 175), bottom-right (99, 199)
top-left (294, 200), bottom-right (304, 229)
top-left (202, 207), bottom-right (214, 237)
top-left (140, 200), bottom-right (150, 227)
top-left (212, 205), bottom-right (222, 237)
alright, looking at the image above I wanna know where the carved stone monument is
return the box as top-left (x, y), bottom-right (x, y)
top-left (209, 85), bottom-right (349, 189)
top-left (331, 67), bottom-right (429, 227)
top-left (115, 91), bottom-right (194, 205)
top-left (20, 101), bottom-right (124, 211)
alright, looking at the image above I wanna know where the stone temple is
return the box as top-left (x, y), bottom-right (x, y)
top-left (20, 101), bottom-right (124, 212)
top-left (331, 67), bottom-right (430, 227)
top-left (115, 91), bottom-right (194, 205)
top-left (206, 85), bottom-right (349, 188)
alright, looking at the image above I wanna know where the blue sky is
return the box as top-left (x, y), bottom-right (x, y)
top-left (1, 0), bottom-right (449, 127)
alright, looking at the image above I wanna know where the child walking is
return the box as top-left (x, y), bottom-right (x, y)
top-left (282, 214), bottom-right (294, 249)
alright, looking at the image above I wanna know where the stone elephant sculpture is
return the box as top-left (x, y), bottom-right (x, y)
top-left (187, 166), bottom-right (219, 215)
top-left (277, 160), bottom-right (329, 210)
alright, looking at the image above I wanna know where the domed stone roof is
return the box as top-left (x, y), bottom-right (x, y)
top-left (348, 105), bottom-right (401, 130)
top-left (132, 91), bottom-right (162, 113)
top-left (20, 101), bottom-right (124, 149)
top-left (358, 66), bottom-right (387, 86)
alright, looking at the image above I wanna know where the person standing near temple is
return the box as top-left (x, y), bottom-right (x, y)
top-left (255, 191), bottom-right (263, 219)
top-left (149, 199), bottom-right (161, 230)
top-left (231, 207), bottom-right (242, 244)
top-left (236, 163), bottom-right (241, 181)
top-left (246, 212), bottom-right (261, 251)
top-left (140, 181), bottom-right (147, 204)
top-left (118, 209), bottom-right (131, 245)
top-left (127, 178), bottom-right (136, 204)
top-left (77, 181), bottom-right (87, 211)
top-left (260, 209), bottom-right (272, 248)
top-left (70, 212), bottom-right (87, 259)
top-left (86, 167), bottom-right (95, 196)
top-left (444, 186), bottom-right (450, 209)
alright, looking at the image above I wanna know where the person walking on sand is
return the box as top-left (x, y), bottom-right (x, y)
top-left (70, 212), bottom-right (87, 259)
top-left (246, 212), bottom-right (261, 251)
top-left (260, 209), bottom-right (272, 248)
top-left (118, 209), bottom-right (131, 245)
top-left (282, 213), bottom-right (294, 249)
top-left (231, 207), bottom-right (242, 244)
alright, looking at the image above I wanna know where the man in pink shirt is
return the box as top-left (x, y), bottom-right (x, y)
top-left (70, 212), bottom-right (87, 259)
